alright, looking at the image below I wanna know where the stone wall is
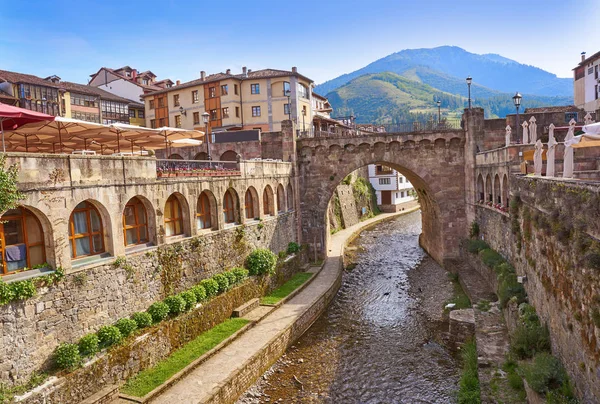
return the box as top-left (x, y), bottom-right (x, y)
top-left (0, 213), bottom-right (298, 387)
top-left (335, 184), bottom-right (359, 228)
top-left (474, 177), bottom-right (600, 401)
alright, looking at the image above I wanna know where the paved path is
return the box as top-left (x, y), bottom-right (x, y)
top-left (149, 210), bottom-right (418, 404)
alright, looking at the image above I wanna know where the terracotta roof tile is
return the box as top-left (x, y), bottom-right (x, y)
top-left (0, 69), bottom-right (62, 88)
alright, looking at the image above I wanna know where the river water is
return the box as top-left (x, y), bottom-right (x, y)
top-left (238, 211), bottom-right (460, 403)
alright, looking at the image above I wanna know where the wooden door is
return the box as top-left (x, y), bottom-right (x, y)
top-left (381, 190), bottom-right (392, 205)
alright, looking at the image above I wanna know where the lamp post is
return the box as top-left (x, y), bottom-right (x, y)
top-left (285, 89), bottom-right (291, 121)
top-left (512, 92), bottom-right (522, 144)
top-left (302, 107), bottom-right (306, 136)
top-left (466, 76), bottom-right (472, 109)
top-left (202, 111), bottom-right (211, 160)
top-left (437, 100), bottom-right (441, 124)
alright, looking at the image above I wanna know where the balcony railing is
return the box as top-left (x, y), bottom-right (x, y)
top-left (156, 159), bottom-right (240, 178)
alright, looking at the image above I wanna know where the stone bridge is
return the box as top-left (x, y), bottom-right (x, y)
top-left (297, 129), bottom-right (467, 266)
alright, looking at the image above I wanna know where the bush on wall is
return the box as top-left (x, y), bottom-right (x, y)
top-left (245, 248), bottom-right (277, 276)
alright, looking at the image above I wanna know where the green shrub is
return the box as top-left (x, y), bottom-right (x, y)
top-left (212, 274), bottom-right (229, 294)
top-left (523, 353), bottom-right (566, 394)
top-left (54, 343), bottom-right (80, 370)
top-left (190, 285), bottom-right (207, 302)
top-left (223, 271), bottom-right (237, 288)
top-left (507, 370), bottom-right (524, 391)
top-left (78, 334), bottom-right (99, 357)
top-left (200, 279), bottom-right (219, 298)
top-left (97, 325), bottom-right (122, 347)
top-left (457, 341), bottom-right (480, 404)
top-left (494, 262), bottom-right (514, 276)
top-left (164, 295), bottom-right (187, 315)
top-left (479, 248), bottom-right (505, 269)
top-left (179, 291), bottom-right (197, 310)
top-left (498, 272), bottom-right (526, 308)
top-left (131, 312), bottom-right (153, 328)
top-left (245, 248), bottom-right (277, 276)
top-left (147, 301), bottom-right (170, 323)
top-left (115, 318), bottom-right (138, 337)
top-left (231, 267), bottom-right (249, 283)
top-left (467, 239), bottom-right (489, 254)
top-left (469, 221), bottom-right (480, 238)
top-left (519, 303), bottom-right (540, 327)
top-left (11, 280), bottom-right (37, 300)
top-left (510, 323), bottom-right (551, 359)
top-left (0, 280), bottom-right (16, 305)
top-left (286, 242), bottom-right (301, 254)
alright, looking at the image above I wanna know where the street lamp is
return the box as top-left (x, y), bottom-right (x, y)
top-left (179, 106), bottom-right (186, 116)
top-left (202, 111), bottom-right (211, 160)
top-left (466, 76), bottom-right (472, 109)
top-left (437, 100), bottom-right (441, 124)
top-left (512, 92), bottom-right (522, 144)
top-left (284, 89), bottom-right (291, 121)
top-left (302, 107), bottom-right (306, 135)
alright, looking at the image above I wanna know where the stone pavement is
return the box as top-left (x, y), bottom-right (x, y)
top-left (144, 210), bottom-right (417, 404)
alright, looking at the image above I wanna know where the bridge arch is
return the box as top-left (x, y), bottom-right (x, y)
top-left (297, 131), bottom-right (466, 266)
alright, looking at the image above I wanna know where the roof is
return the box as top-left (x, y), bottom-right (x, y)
top-left (58, 81), bottom-right (139, 104)
top-left (142, 68), bottom-right (314, 98)
top-left (523, 105), bottom-right (580, 113)
top-left (575, 51), bottom-right (600, 69)
top-left (89, 67), bottom-right (165, 92)
top-left (0, 69), bottom-right (62, 88)
top-left (312, 91), bottom-right (328, 100)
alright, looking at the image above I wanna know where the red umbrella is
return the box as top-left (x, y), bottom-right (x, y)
top-left (0, 103), bottom-right (56, 152)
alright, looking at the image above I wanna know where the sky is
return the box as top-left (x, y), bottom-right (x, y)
top-left (0, 0), bottom-right (598, 86)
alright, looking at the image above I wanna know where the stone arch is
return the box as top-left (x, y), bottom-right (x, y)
top-left (419, 139), bottom-right (432, 148)
top-left (163, 192), bottom-right (190, 238)
top-left (223, 188), bottom-right (241, 224)
top-left (123, 195), bottom-right (156, 247)
top-left (287, 183), bottom-right (294, 211)
top-left (485, 174), bottom-right (492, 203)
top-left (434, 138), bottom-right (446, 148)
top-left (220, 150), bottom-right (238, 161)
top-left (449, 137), bottom-right (462, 148)
top-left (244, 186), bottom-right (260, 220)
top-left (168, 153), bottom-right (184, 160)
top-left (493, 174), bottom-right (501, 205)
top-left (403, 140), bottom-right (415, 148)
top-left (477, 173), bottom-right (484, 203)
top-left (196, 190), bottom-right (218, 231)
top-left (194, 152), bottom-right (208, 160)
top-left (263, 185), bottom-right (275, 216)
top-left (299, 146), bottom-right (312, 158)
top-left (68, 199), bottom-right (113, 259)
top-left (276, 183), bottom-right (286, 213)
top-left (502, 174), bottom-right (509, 207)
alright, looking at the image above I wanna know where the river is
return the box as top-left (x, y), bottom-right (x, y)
top-left (238, 211), bottom-right (460, 403)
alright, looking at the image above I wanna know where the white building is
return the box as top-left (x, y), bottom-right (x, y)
top-left (574, 51), bottom-right (600, 111)
top-left (88, 66), bottom-right (173, 103)
top-left (368, 164), bottom-right (415, 210)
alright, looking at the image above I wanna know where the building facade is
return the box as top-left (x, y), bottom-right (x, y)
top-left (574, 51), bottom-right (600, 111)
top-left (368, 164), bottom-right (415, 209)
top-left (143, 67), bottom-right (313, 135)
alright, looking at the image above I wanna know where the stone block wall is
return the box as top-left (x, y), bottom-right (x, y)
top-left (0, 213), bottom-right (298, 387)
top-left (335, 184), bottom-right (359, 228)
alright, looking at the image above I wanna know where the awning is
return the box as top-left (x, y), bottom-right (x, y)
top-left (565, 122), bottom-right (600, 148)
top-left (0, 103), bottom-right (56, 152)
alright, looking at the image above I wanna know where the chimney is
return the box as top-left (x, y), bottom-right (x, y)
top-left (292, 66), bottom-right (298, 74)
top-left (131, 69), bottom-right (137, 80)
top-left (176, 80), bottom-right (181, 86)
top-left (200, 71), bottom-right (206, 81)
top-left (226, 69), bottom-right (231, 75)
top-left (582, 52), bottom-right (587, 62)
top-left (242, 66), bottom-right (247, 77)
top-left (247, 69), bottom-right (252, 74)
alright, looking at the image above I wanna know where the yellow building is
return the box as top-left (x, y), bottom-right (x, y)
top-left (143, 67), bottom-right (314, 134)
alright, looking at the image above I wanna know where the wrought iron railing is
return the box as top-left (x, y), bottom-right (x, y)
top-left (156, 159), bottom-right (240, 178)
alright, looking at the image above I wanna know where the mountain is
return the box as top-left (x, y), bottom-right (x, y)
top-left (327, 72), bottom-right (572, 124)
top-left (315, 46), bottom-right (572, 97)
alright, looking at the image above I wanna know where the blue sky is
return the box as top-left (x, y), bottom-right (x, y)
top-left (0, 0), bottom-right (597, 86)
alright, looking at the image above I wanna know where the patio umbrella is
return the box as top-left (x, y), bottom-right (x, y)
top-left (0, 103), bottom-right (55, 152)
top-left (154, 127), bottom-right (205, 156)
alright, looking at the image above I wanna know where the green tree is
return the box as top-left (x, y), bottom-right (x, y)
top-left (0, 154), bottom-right (23, 214)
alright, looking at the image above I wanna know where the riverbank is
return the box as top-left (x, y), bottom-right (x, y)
top-left (144, 208), bottom-right (419, 404)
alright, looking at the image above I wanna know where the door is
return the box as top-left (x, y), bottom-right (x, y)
top-left (381, 190), bottom-right (392, 205)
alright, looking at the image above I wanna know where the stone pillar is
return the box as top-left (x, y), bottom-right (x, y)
top-left (463, 108), bottom-right (485, 225)
top-left (283, 119), bottom-right (303, 245)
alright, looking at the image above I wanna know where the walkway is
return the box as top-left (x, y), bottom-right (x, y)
top-left (147, 209), bottom-right (419, 404)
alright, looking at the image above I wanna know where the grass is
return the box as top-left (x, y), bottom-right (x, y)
top-left (446, 273), bottom-right (472, 310)
top-left (121, 318), bottom-right (249, 397)
top-left (261, 273), bottom-right (313, 305)
top-left (457, 340), bottom-right (481, 403)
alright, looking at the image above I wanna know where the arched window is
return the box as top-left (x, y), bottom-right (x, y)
top-left (168, 153), bottom-right (184, 160)
top-left (69, 201), bottom-right (104, 258)
top-left (245, 189), bottom-right (255, 219)
top-left (194, 152), bottom-right (208, 161)
top-left (0, 207), bottom-right (45, 274)
top-left (477, 174), bottom-right (484, 203)
top-left (197, 192), bottom-right (212, 230)
top-left (485, 174), bottom-right (492, 203)
top-left (277, 184), bottom-right (285, 213)
top-left (502, 174), bottom-right (509, 207)
top-left (263, 185), bottom-right (274, 216)
top-left (287, 183), bottom-right (293, 211)
top-left (164, 195), bottom-right (183, 236)
top-left (494, 174), bottom-right (501, 205)
top-left (223, 191), bottom-right (235, 224)
top-left (220, 150), bottom-right (237, 161)
top-left (123, 197), bottom-right (149, 246)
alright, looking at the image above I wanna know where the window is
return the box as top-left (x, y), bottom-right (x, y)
top-left (159, 118), bottom-right (165, 127)
top-left (125, 71), bottom-right (131, 77)
top-left (175, 115), bottom-right (182, 128)
top-left (193, 112), bottom-right (200, 125)
top-left (251, 84), bottom-right (260, 94)
top-left (222, 107), bottom-right (229, 118)
top-left (221, 85), bottom-right (228, 95)
top-left (138, 110), bottom-right (144, 118)
top-left (379, 178), bottom-right (391, 185)
top-left (399, 176), bottom-right (404, 183)
top-left (129, 109), bottom-right (136, 118)
top-left (284, 103), bottom-right (290, 116)
top-left (150, 119), bottom-right (156, 129)
top-left (298, 84), bottom-right (309, 99)
top-left (210, 109), bottom-right (218, 121)
top-left (252, 106), bottom-right (261, 117)
top-left (69, 201), bottom-right (104, 259)
top-left (234, 84), bottom-right (239, 95)
top-left (235, 106), bottom-right (240, 118)
top-left (223, 191), bottom-right (236, 224)
top-left (173, 94), bottom-right (180, 106)
top-left (123, 197), bottom-right (148, 246)
top-left (277, 184), bottom-right (285, 213)
top-left (142, 79), bottom-right (149, 85)
top-left (286, 183), bottom-right (293, 211)
top-left (149, 100), bottom-right (155, 109)
top-left (209, 87), bottom-right (216, 98)
top-left (302, 105), bottom-right (307, 116)
top-left (164, 195), bottom-right (183, 237)
top-left (283, 82), bottom-right (290, 96)
top-left (565, 112), bottom-right (578, 123)
top-left (197, 192), bottom-right (212, 230)
top-left (158, 97), bottom-right (165, 108)
top-left (0, 207), bottom-right (45, 274)
top-left (71, 94), bottom-right (97, 107)
top-left (245, 189), bottom-right (255, 219)
top-left (401, 191), bottom-right (405, 198)
top-left (192, 90), bottom-right (199, 103)
top-left (588, 67), bottom-right (594, 75)
top-left (263, 186), bottom-right (273, 215)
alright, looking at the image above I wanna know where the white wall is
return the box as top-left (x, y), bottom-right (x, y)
top-left (96, 79), bottom-right (144, 103)
top-left (368, 164), bottom-right (415, 206)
